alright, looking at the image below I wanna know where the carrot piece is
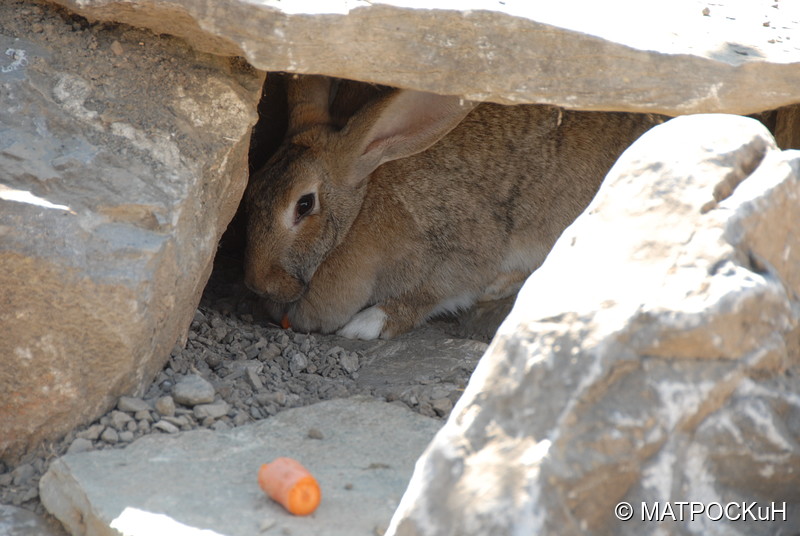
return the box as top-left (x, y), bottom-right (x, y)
top-left (258, 457), bottom-right (321, 516)
top-left (280, 314), bottom-right (291, 330)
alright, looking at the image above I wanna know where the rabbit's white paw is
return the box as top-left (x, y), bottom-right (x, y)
top-left (338, 306), bottom-right (387, 340)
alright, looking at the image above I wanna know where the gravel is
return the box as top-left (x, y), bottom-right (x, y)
top-left (0, 256), bottom-right (487, 520)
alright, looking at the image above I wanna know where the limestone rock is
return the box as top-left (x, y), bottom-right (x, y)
top-left (45, 0), bottom-right (800, 115)
top-left (39, 397), bottom-right (441, 536)
top-left (387, 114), bottom-right (800, 535)
top-left (0, 3), bottom-right (263, 462)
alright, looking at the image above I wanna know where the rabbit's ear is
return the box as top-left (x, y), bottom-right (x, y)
top-left (344, 90), bottom-right (476, 182)
top-left (287, 75), bottom-right (332, 136)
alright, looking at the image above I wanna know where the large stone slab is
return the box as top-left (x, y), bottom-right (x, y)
top-left (0, 2), bottom-right (263, 462)
top-left (46, 0), bottom-right (800, 115)
top-left (39, 397), bottom-right (441, 536)
top-left (387, 115), bottom-right (800, 535)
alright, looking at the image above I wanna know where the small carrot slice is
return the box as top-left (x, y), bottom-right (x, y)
top-left (280, 314), bottom-right (291, 330)
top-left (258, 457), bottom-right (321, 516)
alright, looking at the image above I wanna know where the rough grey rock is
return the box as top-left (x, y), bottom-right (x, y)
top-left (171, 375), bottom-right (216, 407)
top-left (0, 505), bottom-right (66, 536)
top-left (0, 1), bottom-right (263, 462)
top-left (387, 114), bottom-right (800, 536)
top-left (46, 0), bottom-right (800, 115)
top-left (39, 397), bottom-right (441, 536)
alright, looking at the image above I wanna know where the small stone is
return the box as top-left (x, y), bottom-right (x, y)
top-left (163, 415), bottom-right (189, 427)
top-left (77, 423), bottom-right (105, 441)
top-left (110, 410), bottom-right (133, 430)
top-left (339, 352), bottom-right (360, 373)
top-left (100, 427), bottom-right (119, 444)
top-left (193, 400), bottom-right (230, 420)
top-left (117, 396), bottom-right (151, 413)
top-left (118, 431), bottom-right (135, 442)
top-left (258, 344), bottom-right (282, 361)
top-left (67, 437), bottom-right (94, 454)
top-left (137, 420), bottom-right (151, 433)
top-left (211, 420), bottom-right (231, 432)
top-left (11, 464), bottom-right (35, 486)
top-left (233, 411), bottom-right (250, 426)
top-left (246, 363), bottom-right (264, 390)
top-left (155, 395), bottom-right (176, 417)
top-left (431, 397), bottom-right (454, 417)
top-left (289, 353), bottom-right (307, 373)
top-left (259, 517), bottom-right (277, 532)
top-left (193, 309), bottom-right (207, 324)
top-left (221, 329), bottom-right (239, 344)
top-left (20, 487), bottom-right (39, 502)
top-left (256, 391), bottom-right (286, 406)
top-left (307, 428), bottom-right (324, 440)
top-left (172, 375), bottom-right (216, 406)
top-left (205, 351), bottom-right (223, 369)
top-left (134, 410), bottom-right (154, 422)
top-left (244, 339), bottom-right (265, 359)
top-left (110, 40), bottom-right (124, 55)
top-left (153, 420), bottom-right (180, 434)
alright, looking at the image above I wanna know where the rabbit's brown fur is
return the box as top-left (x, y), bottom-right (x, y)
top-left (244, 75), bottom-right (661, 339)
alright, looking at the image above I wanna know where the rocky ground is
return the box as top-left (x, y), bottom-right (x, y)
top-left (0, 254), bottom-right (494, 528)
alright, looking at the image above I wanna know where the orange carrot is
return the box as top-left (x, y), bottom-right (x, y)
top-left (258, 457), bottom-right (321, 516)
top-left (280, 314), bottom-right (291, 330)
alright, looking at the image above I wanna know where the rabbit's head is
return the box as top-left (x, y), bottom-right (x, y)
top-left (243, 75), bottom-right (474, 306)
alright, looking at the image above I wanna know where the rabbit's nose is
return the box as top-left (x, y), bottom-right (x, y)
top-left (243, 264), bottom-right (267, 295)
top-left (243, 279), bottom-right (266, 297)
top-left (244, 263), bottom-right (306, 304)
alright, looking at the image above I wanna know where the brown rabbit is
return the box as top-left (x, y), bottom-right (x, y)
top-left (244, 75), bottom-right (661, 339)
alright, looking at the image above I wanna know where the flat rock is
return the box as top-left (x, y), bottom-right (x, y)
top-left (46, 0), bottom-right (800, 115)
top-left (0, 1), bottom-right (263, 461)
top-left (0, 505), bottom-right (67, 536)
top-left (40, 397), bottom-right (441, 536)
top-left (388, 114), bottom-right (800, 535)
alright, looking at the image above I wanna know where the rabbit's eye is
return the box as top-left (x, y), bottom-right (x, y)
top-left (295, 193), bottom-right (315, 222)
